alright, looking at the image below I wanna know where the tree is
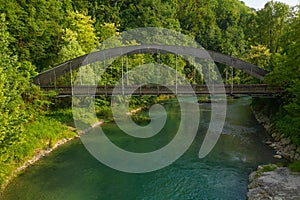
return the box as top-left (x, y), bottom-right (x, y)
top-left (65, 10), bottom-right (98, 53)
top-left (0, 0), bottom-right (66, 71)
top-left (178, 0), bottom-right (221, 50)
top-left (215, 0), bottom-right (253, 56)
top-left (96, 23), bottom-right (119, 43)
top-left (254, 1), bottom-right (290, 53)
top-left (120, 0), bottom-right (181, 31)
top-left (0, 13), bottom-right (30, 171)
top-left (0, 13), bottom-right (48, 174)
top-left (244, 45), bottom-right (271, 69)
top-left (57, 28), bottom-right (85, 63)
top-left (264, 9), bottom-right (300, 144)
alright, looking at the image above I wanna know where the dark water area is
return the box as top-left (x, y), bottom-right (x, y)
top-left (1, 97), bottom-right (281, 200)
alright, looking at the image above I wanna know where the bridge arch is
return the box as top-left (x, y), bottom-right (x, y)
top-left (33, 45), bottom-right (268, 85)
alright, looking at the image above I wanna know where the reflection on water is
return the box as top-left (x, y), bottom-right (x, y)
top-left (1, 98), bottom-right (281, 200)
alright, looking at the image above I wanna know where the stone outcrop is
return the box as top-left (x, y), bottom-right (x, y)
top-left (247, 165), bottom-right (300, 200)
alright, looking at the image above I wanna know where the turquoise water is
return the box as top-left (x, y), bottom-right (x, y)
top-left (1, 98), bottom-right (280, 199)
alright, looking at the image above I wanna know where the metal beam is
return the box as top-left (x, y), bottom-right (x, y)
top-left (33, 45), bottom-right (269, 85)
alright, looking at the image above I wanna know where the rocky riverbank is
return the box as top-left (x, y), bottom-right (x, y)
top-left (247, 164), bottom-right (300, 200)
top-left (247, 109), bottom-right (300, 199)
top-left (253, 110), bottom-right (300, 161)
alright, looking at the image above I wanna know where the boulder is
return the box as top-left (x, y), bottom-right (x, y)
top-left (247, 167), bottom-right (300, 200)
top-left (273, 155), bottom-right (282, 159)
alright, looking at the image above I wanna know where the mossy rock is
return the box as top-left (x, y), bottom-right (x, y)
top-left (255, 164), bottom-right (278, 178)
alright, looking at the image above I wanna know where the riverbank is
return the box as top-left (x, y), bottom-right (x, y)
top-left (247, 164), bottom-right (300, 199)
top-left (1, 134), bottom-right (79, 191)
top-left (252, 109), bottom-right (300, 161)
top-left (247, 107), bottom-right (300, 199)
top-left (0, 117), bottom-right (76, 192)
top-left (1, 119), bottom-right (107, 193)
top-left (0, 105), bottom-right (147, 193)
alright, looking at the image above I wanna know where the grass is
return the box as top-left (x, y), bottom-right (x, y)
top-left (23, 115), bottom-right (75, 150)
top-left (0, 111), bottom-right (76, 190)
top-left (45, 109), bottom-right (74, 126)
top-left (288, 161), bottom-right (300, 172)
top-left (255, 164), bottom-right (278, 178)
top-left (198, 95), bottom-right (211, 103)
top-left (261, 164), bottom-right (277, 172)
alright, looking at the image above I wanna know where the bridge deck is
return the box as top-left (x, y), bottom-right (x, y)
top-left (40, 84), bottom-right (281, 96)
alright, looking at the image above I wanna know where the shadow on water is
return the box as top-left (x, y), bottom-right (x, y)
top-left (1, 97), bottom-right (283, 200)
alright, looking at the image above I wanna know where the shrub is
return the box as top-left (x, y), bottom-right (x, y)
top-left (288, 161), bottom-right (300, 172)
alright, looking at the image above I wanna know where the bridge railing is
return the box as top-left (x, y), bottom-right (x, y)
top-left (40, 84), bottom-right (282, 96)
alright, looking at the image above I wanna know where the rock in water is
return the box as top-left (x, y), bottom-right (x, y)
top-left (273, 154), bottom-right (282, 159)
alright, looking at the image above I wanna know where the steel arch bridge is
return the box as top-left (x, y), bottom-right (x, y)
top-left (33, 45), bottom-right (278, 96)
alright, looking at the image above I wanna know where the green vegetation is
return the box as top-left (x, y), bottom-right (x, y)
top-left (288, 161), bottom-right (300, 172)
top-left (261, 164), bottom-right (278, 172)
top-left (260, 3), bottom-right (300, 147)
top-left (21, 116), bottom-right (75, 154)
top-left (254, 164), bottom-right (278, 178)
top-left (0, 0), bottom-right (299, 189)
top-left (46, 109), bottom-right (74, 126)
top-left (249, 2), bottom-right (300, 148)
top-left (0, 114), bottom-right (75, 189)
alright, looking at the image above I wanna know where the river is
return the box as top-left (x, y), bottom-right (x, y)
top-left (1, 97), bottom-right (281, 199)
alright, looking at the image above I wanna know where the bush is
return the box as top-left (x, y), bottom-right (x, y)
top-left (262, 164), bottom-right (277, 172)
top-left (288, 161), bottom-right (300, 172)
top-left (0, 115), bottom-right (75, 188)
top-left (273, 114), bottom-right (300, 146)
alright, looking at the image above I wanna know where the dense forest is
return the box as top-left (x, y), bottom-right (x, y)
top-left (0, 0), bottom-right (299, 188)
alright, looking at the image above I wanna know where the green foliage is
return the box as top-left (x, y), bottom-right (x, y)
top-left (288, 161), bottom-right (300, 172)
top-left (57, 28), bottom-right (86, 63)
top-left (96, 23), bottom-right (119, 43)
top-left (95, 97), bottom-right (113, 120)
top-left (262, 164), bottom-right (277, 172)
top-left (255, 164), bottom-right (278, 178)
top-left (0, 0), bottom-right (66, 70)
top-left (65, 10), bottom-right (98, 53)
top-left (23, 116), bottom-right (74, 149)
top-left (0, 115), bottom-right (75, 187)
top-left (178, 0), bottom-right (221, 50)
top-left (129, 96), bottom-right (158, 109)
top-left (262, 9), bottom-right (300, 146)
top-left (0, 13), bottom-right (33, 165)
top-left (244, 45), bottom-right (271, 69)
top-left (46, 109), bottom-right (74, 126)
top-left (273, 115), bottom-right (300, 146)
top-left (0, 13), bottom-right (63, 188)
top-left (0, 0), bottom-right (300, 190)
top-left (254, 1), bottom-right (290, 53)
top-left (120, 0), bottom-right (181, 31)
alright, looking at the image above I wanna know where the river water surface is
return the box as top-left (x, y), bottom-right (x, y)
top-left (1, 98), bottom-right (280, 199)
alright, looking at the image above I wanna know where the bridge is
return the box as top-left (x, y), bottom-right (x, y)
top-left (40, 84), bottom-right (280, 96)
top-left (33, 45), bottom-right (280, 96)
